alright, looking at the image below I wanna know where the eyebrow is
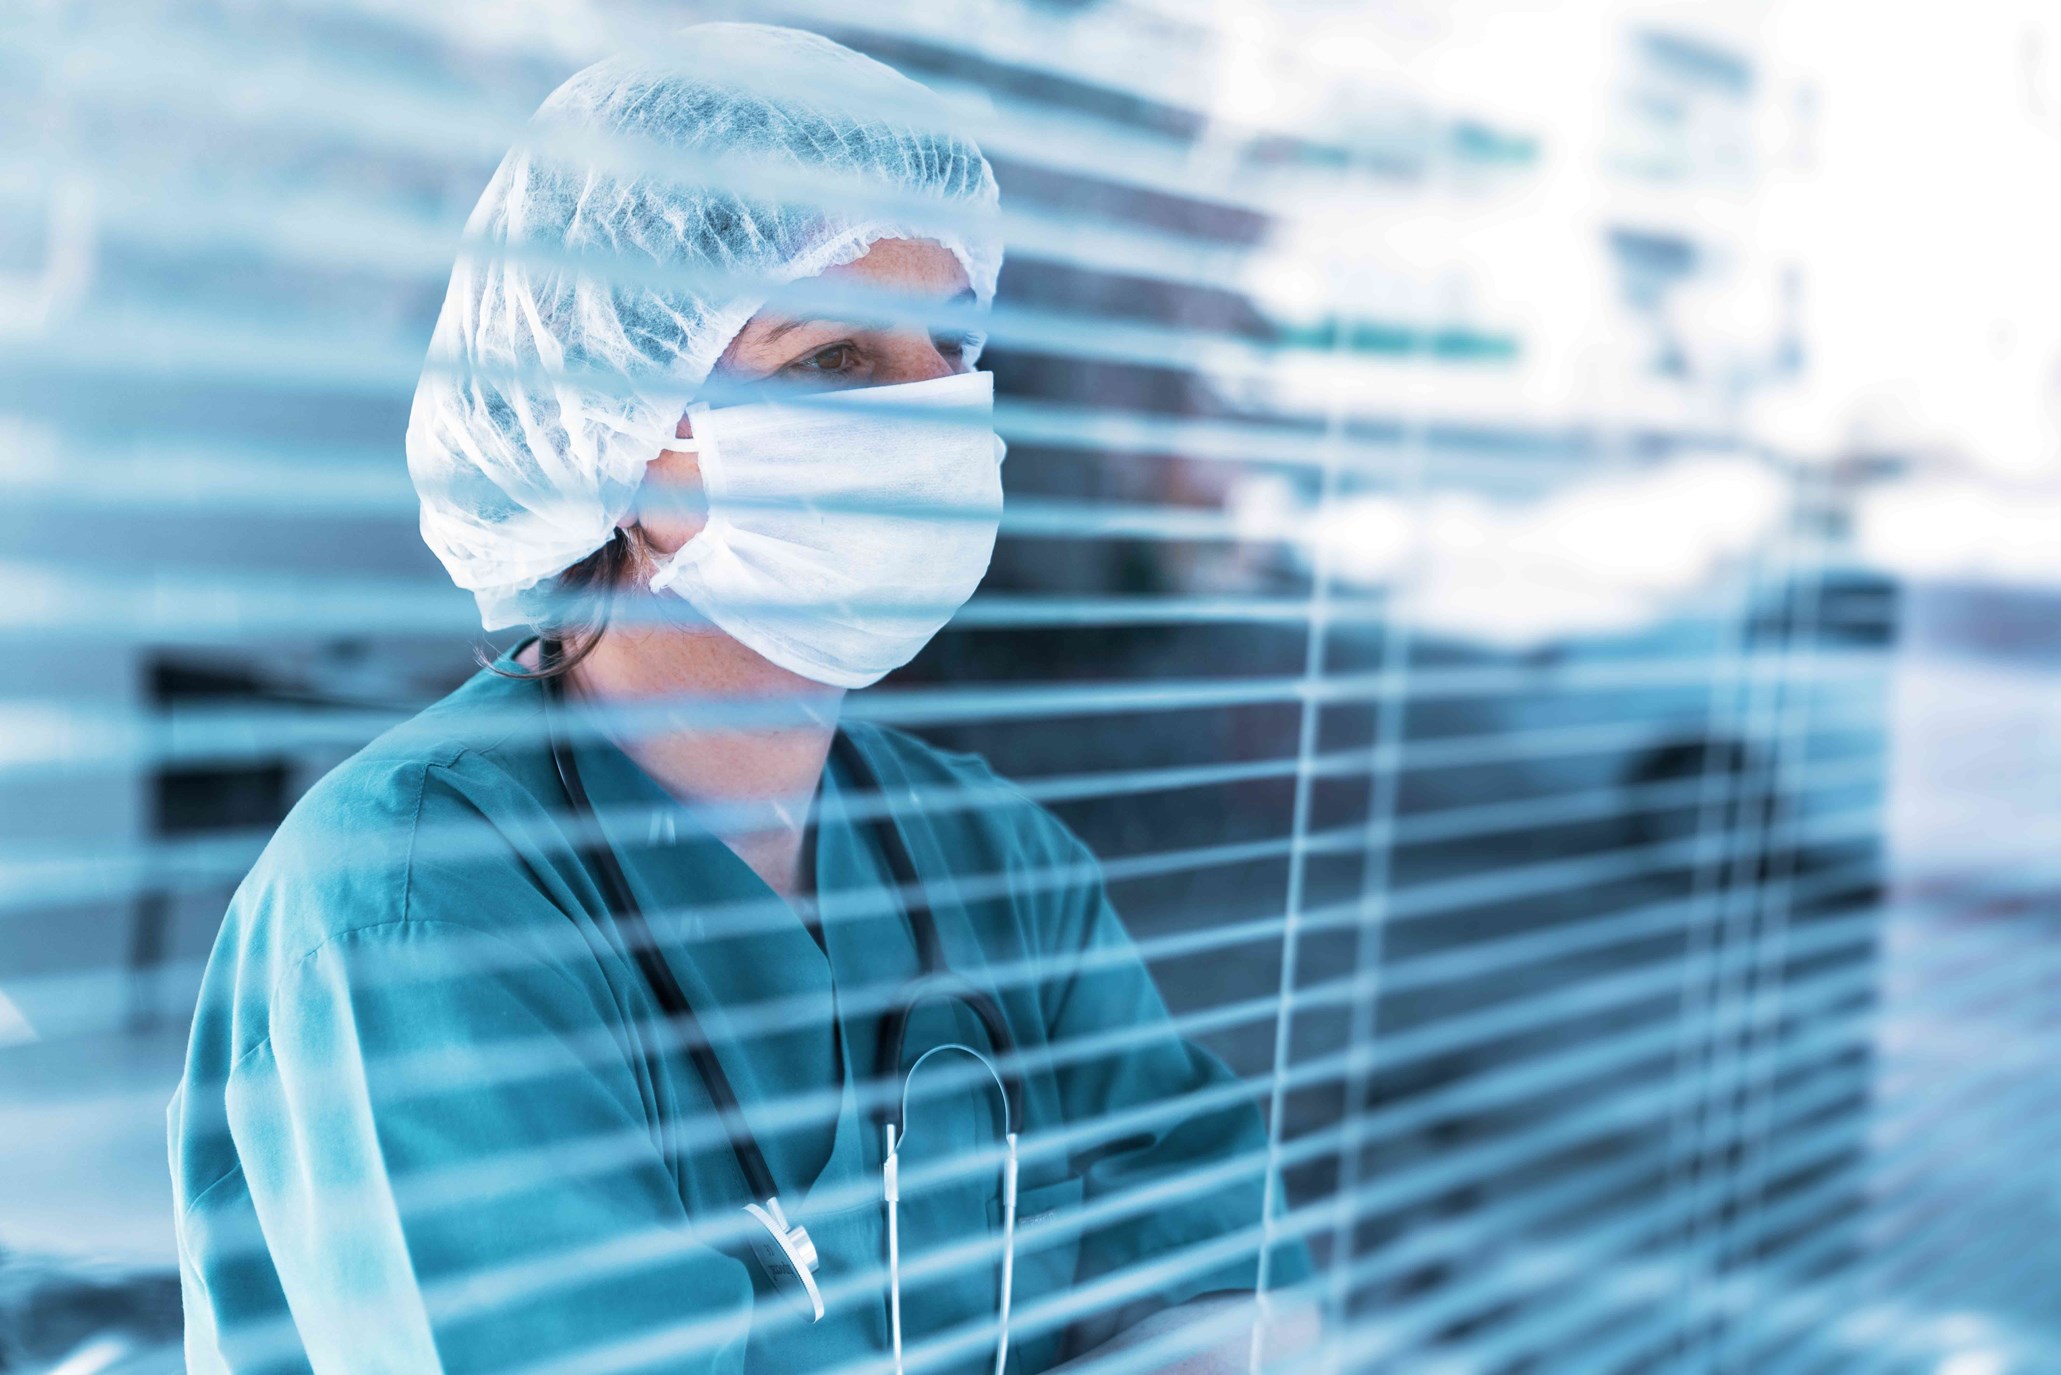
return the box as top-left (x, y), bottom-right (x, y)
top-left (757, 288), bottom-right (980, 344)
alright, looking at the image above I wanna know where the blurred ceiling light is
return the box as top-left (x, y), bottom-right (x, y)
top-left (1857, 477), bottom-right (2061, 586)
top-left (1209, 0), bottom-right (1285, 127)
top-left (1316, 493), bottom-right (1416, 584)
top-left (1241, 452), bottom-right (1787, 645)
top-left (1935, 1353), bottom-right (2009, 1375)
top-left (1303, 26), bottom-right (1403, 76)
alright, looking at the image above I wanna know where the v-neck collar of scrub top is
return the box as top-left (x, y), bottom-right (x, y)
top-left (566, 717), bottom-right (879, 1213)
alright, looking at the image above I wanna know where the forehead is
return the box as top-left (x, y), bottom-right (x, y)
top-left (819, 236), bottom-right (970, 296)
top-left (721, 237), bottom-right (975, 362)
top-left (760, 237), bottom-right (972, 321)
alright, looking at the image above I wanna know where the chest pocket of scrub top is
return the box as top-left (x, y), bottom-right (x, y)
top-left (988, 1173), bottom-right (1086, 1375)
top-left (896, 1157), bottom-right (1084, 1375)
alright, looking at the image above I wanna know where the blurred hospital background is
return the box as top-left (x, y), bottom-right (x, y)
top-left (5, 0), bottom-right (2061, 1370)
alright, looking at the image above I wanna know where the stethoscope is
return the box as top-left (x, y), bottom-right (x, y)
top-left (539, 646), bottom-right (1023, 1375)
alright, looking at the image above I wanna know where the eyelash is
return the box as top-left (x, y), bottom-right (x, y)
top-left (784, 333), bottom-right (979, 377)
top-left (790, 343), bottom-right (862, 374)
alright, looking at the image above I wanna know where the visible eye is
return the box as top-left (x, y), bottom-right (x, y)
top-left (787, 342), bottom-right (862, 376)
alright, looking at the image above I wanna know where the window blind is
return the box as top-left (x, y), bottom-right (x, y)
top-left (1, 4), bottom-right (2053, 1375)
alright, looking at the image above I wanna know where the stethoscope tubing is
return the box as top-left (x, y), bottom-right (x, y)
top-left (538, 644), bottom-right (1022, 1366)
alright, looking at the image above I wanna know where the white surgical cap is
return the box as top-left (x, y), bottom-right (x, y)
top-left (404, 22), bottom-right (1003, 629)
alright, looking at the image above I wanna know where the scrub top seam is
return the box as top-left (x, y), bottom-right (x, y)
top-left (459, 697), bottom-right (531, 762)
top-left (274, 752), bottom-right (424, 1000)
top-left (254, 916), bottom-right (601, 1025)
top-left (195, 918), bottom-right (606, 1222)
top-left (402, 749), bottom-right (428, 926)
top-left (247, 746), bottom-right (552, 1010)
top-left (212, 758), bottom-right (431, 1075)
top-left (179, 1155), bottom-right (250, 1221)
top-left (352, 706), bottom-right (522, 773)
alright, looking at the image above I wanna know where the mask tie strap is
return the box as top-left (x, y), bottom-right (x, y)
top-left (655, 400), bottom-right (710, 455)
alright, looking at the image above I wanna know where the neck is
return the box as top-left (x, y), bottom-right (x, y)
top-left (553, 623), bottom-right (845, 900)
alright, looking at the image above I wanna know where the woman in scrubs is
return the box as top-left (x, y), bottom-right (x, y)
top-left (169, 23), bottom-right (1314, 1375)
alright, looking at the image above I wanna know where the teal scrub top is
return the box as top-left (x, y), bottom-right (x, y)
top-left (168, 656), bottom-right (1311, 1375)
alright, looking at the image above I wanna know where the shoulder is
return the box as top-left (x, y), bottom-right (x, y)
top-left (176, 665), bottom-right (610, 1150)
top-left (224, 665), bottom-right (555, 979)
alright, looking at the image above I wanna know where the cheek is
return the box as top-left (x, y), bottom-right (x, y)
top-left (633, 447), bottom-right (709, 559)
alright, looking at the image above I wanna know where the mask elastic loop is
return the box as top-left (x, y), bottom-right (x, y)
top-left (655, 400), bottom-right (711, 457)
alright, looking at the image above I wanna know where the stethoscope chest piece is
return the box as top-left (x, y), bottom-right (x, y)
top-left (743, 1196), bottom-right (825, 1321)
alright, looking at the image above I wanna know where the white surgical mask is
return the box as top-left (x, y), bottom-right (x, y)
top-left (647, 370), bottom-right (1007, 689)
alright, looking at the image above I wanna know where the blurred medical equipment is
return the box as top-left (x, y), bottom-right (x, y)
top-left (649, 370), bottom-right (1009, 689)
top-left (403, 22), bottom-right (1003, 633)
top-left (542, 648), bottom-right (1023, 1366)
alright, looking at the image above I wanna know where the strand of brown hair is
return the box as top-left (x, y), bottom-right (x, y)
top-left (481, 526), bottom-right (642, 681)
